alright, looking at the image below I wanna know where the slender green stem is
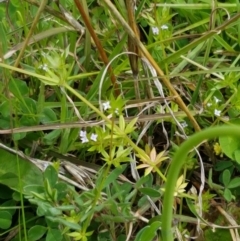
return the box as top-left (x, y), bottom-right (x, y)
top-left (154, 167), bottom-right (167, 182)
top-left (161, 125), bottom-right (240, 241)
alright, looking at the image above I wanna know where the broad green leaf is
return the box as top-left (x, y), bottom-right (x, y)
top-left (135, 174), bottom-right (153, 188)
top-left (219, 136), bottom-right (240, 160)
top-left (8, 79), bottom-right (28, 99)
top-left (54, 182), bottom-right (68, 200)
top-left (43, 129), bottom-right (62, 145)
top-left (234, 150), bottom-right (240, 164)
top-left (1, 200), bottom-right (17, 216)
top-left (47, 216), bottom-right (81, 230)
top-left (103, 164), bottom-right (127, 189)
top-left (40, 107), bottom-right (58, 124)
top-left (227, 177), bottom-right (240, 189)
top-left (134, 221), bottom-right (161, 241)
top-left (0, 211), bottom-right (12, 229)
top-left (43, 165), bottom-right (58, 188)
top-left (48, 207), bottom-right (62, 216)
top-left (214, 161), bottom-right (233, 171)
top-left (219, 119), bottom-right (240, 160)
top-left (20, 115), bottom-right (38, 126)
top-left (0, 149), bottom-right (43, 191)
top-left (223, 188), bottom-right (232, 202)
top-left (24, 185), bottom-right (45, 195)
top-left (28, 225), bottom-right (47, 241)
top-left (12, 132), bottom-right (26, 141)
top-left (0, 117), bottom-right (11, 129)
top-left (0, 101), bottom-right (11, 117)
top-left (46, 228), bottom-right (62, 241)
top-left (19, 97), bottom-right (37, 115)
top-left (54, 205), bottom-right (75, 211)
top-left (37, 202), bottom-right (53, 216)
top-left (139, 187), bottom-right (161, 197)
top-left (222, 169), bottom-right (231, 187)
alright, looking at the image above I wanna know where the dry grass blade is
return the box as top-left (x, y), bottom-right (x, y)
top-left (125, 0), bottom-right (142, 103)
top-left (4, 27), bottom-right (75, 60)
top-left (73, 0), bottom-right (120, 96)
top-left (0, 110), bottom-right (198, 134)
top-left (125, 0), bottom-right (140, 76)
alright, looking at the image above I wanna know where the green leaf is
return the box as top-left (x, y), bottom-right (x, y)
top-left (223, 188), bottom-right (232, 202)
top-left (43, 165), bottom-right (58, 188)
top-left (54, 182), bottom-right (68, 200)
top-left (9, 78), bottom-right (28, 99)
top-left (37, 202), bottom-right (52, 216)
top-left (139, 187), bottom-right (161, 197)
top-left (19, 97), bottom-right (37, 115)
top-left (234, 150), bottom-right (240, 164)
top-left (28, 225), bottom-right (47, 241)
top-left (0, 149), bottom-right (43, 191)
top-left (119, 115), bottom-right (125, 131)
top-left (135, 174), bottom-right (153, 188)
top-left (214, 161), bottom-right (233, 171)
top-left (47, 216), bottom-right (81, 230)
top-left (20, 115), bottom-right (38, 126)
top-left (103, 164), bottom-right (127, 189)
top-left (43, 129), bottom-right (62, 145)
top-left (0, 101), bottom-right (11, 117)
top-left (125, 117), bottom-right (137, 134)
top-left (40, 107), bottom-right (57, 124)
top-left (222, 169), bottom-right (231, 187)
top-left (134, 221), bottom-right (161, 241)
top-left (219, 119), bottom-right (240, 160)
top-left (0, 117), bottom-right (11, 129)
top-left (24, 185), bottom-right (45, 195)
top-left (48, 207), bottom-right (62, 216)
top-left (0, 211), bottom-right (12, 229)
top-left (1, 200), bottom-right (17, 216)
top-left (12, 132), bottom-right (27, 141)
top-left (54, 205), bottom-right (75, 211)
top-left (46, 229), bottom-right (62, 241)
top-left (227, 177), bottom-right (240, 189)
top-left (44, 179), bottom-right (53, 198)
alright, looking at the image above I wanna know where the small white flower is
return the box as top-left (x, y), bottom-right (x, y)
top-left (207, 103), bottom-right (212, 107)
top-left (90, 133), bottom-right (98, 142)
top-left (39, 64), bottom-right (48, 71)
top-left (214, 109), bottom-right (221, 116)
top-left (181, 122), bottom-right (188, 128)
top-left (161, 24), bottom-right (168, 30)
top-left (80, 130), bottom-right (89, 143)
top-left (152, 26), bottom-right (159, 35)
top-left (80, 130), bottom-right (87, 138)
top-left (214, 96), bottom-right (221, 103)
top-left (81, 136), bottom-right (89, 143)
top-left (102, 101), bottom-right (111, 111)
